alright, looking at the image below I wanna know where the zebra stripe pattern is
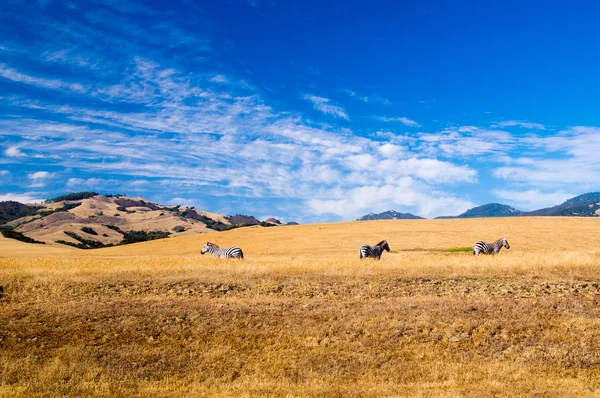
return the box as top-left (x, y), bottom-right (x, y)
top-left (473, 237), bottom-right (510, 256)
top-left (201, 242), bottom-right (244, 259)
top-left (358, 240), bottom-right (390, 260)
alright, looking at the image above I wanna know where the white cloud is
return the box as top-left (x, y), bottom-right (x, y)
top-left (0, 170), bottom-right (8, 176)
top-left (28, 171), bottom-right (53, 187)
top-left (416, 128), bottom-right (514, 157)
top-left (493, 120), bottom-right (546, 130)
top-left (0, 64), bottom-right (88, 94)
top-left (66, 177), bottom-right (105, 188)
top-left (377, 158), bottom-right (477, 184)
top-left (307, 181), bottom-right (475, 219)
top-left (0, 192), bottom-right (45, 203)
top-left (4, 146), bottom-right (26, 157)
top-left (377, 116), bottom-right (421, 127)
top-left (342, 89), bottom-right (390, 105)
top-left (303, 95), bottom-right (349, 120)
top-left (492, 126), bottom-right (600, 190)
top-left (210, 74), bottom-right (228, 83)
top-left (168, 197), bottom-right (200, 207)
top-left (1, 7), bottom-right (493, 222)
top-left (378, 143), bottom-right (404, 158)
top-left (344, 154), bottom-right (375, 170)
top-left (492, 189), bottom-right (574, 211)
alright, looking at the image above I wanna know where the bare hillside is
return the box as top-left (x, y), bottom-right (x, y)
top-left (4, 195), bottom-right (229, 247)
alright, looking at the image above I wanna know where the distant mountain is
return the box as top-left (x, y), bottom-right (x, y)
top-left (439, 203), bottom-right (522, 219)
top-left (359, 210), bottom-right (424, 221)
top-left (523, 192), bottom-right (600, 217)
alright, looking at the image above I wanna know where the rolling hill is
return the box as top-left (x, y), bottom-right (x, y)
top-left (0, 192), bottom-right (281, 248)
top-left (358, 210), bottom-right (424, 220)
top-left (522, 192), bottom-right (600, 216)
top-left (437, 203), bottom-right (523, 219)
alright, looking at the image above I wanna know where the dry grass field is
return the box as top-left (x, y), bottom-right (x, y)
top-left (1, 217), bottom-right (600, 397)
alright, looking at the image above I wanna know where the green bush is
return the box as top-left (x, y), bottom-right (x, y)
top-left (45, 192), bottom-right (99, 203)
top-left (38, 202), bottom-right (82, 217)
top-left (81, 227), bottom-right (98, 235)
top-left (0, 226), bottom-right (45, 244)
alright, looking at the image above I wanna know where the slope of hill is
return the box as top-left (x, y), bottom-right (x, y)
top-left (524, 192), bottom-right (600, 216)
top-left (358, 210), bottom-right (424, 221)
top-left (0, 193), bottom-right (281, 248)
top-left (439, 203), bottom-right (522, 219)
top-left (0, 201), bottom-right (42, 224)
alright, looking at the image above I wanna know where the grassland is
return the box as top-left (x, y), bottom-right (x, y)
top-left (1, 217), bottom-right (600, 397)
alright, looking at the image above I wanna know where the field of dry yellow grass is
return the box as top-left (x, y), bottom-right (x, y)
top-left (1, 217), bottom-right (600, 397)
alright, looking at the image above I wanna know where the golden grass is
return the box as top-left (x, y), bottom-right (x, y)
top-left (1, 217), bottom-right (600, 397)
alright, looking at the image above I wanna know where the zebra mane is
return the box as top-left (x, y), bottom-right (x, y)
top-left (375, 240), bottom-right (387, 247)
top-left (205, 242), bottom-right (218, 247)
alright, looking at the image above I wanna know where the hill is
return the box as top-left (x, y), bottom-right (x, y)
top-left (523, 192), bottom-right (600, 216)
top-left (0, 192), bottom-right (282, 248)
top-left (358, 210), bottom-right (424, 221)
top-left (0, 201), bottom-right (43, 224)
top-left (438, 203), bottom-right (522, 219)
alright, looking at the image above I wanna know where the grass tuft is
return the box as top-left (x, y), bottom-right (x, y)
top-left (444, 247), bottom-right (473, 252)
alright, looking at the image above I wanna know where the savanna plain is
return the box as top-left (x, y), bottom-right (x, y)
top-left (1, 217), bottom-right (600, 397)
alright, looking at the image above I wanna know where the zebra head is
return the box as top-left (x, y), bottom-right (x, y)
top-left (201, 242), bottom-right (217, 255)
top-left (502, 237), bottom-right (510, 249)
top-left (377, 240), bottom-right (390, 252)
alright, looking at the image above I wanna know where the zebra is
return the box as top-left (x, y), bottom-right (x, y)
top-left (201, 242), bottom-right (244, 259)
top-left (473, 237), bottom-right (510, 256)
top-left (358, 240), bottom-right (390, 260)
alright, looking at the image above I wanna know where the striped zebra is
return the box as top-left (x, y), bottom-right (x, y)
top-left (358, 240), bottom-right (390, 260)
top-left (201, 242), bottom-right (244, 259)
top-left (473, 237), bottom-right (510, 256)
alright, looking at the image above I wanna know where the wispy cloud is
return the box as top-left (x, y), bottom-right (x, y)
top-left (493, 120), bottom-right (546, 130)
top-left (0, 64), bottom-right (88, 94)
top-left (28, 171), bottom-right (53, 188)
top-left (308, 180), bottom-right (475, 219)
top-left (492, 189), bottom-right (574, 211)
top-left (342, 89), bottom-right (390, 105)
top-left (492, 127), bottom-right (600, 190)
top-left (210, 74), bottom-right (229, 83)
top-left (415, 127), bottom-right (514, 157)
top-left (303, 95), bottom-right (349, 120)
top-left (377, 116), bottom-right (421, 127)
top-left (2, 1), bottom-right (549, 221)
top-left (4, 146), bottom-right (26, 157)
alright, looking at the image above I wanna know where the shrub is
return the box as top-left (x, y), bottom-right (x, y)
top-left (81, 227), bottom-right (98, 235)
top-left (63, 231), bottom-right (107, 249)
top-left (38, 202), bottom-right (82, 217)
top-left (172, 225), bottom-right (186, 233)
top-left (0, 226), bottom-right (45, 244)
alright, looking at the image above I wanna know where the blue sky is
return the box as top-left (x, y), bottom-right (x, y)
top-left (2, 0), bottom-right (600, 222)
